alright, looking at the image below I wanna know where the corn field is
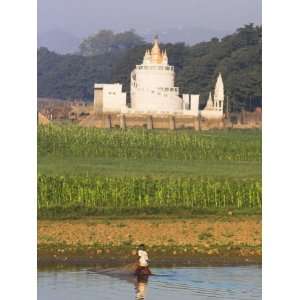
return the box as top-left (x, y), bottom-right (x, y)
top-left (38, 175), bottom-right (261, 217)
top-left (38, 125), bottom-right (261, 217)
top-left (38, 125), bottom-right (261, 161)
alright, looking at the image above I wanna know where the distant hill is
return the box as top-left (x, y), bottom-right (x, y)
top-left (37, 24), bottom-right (261, 111)
top-left (38, 29), bottom-right (81, 54)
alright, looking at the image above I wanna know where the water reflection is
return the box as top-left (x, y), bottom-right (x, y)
top-left (135, 275), bottom-right (149, 300)
top-left (88, 266), bottom-right (150, 299)
top-left (38, 266), bottom-right (262, 300)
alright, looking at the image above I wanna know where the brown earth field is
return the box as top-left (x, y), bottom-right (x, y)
top-left (38, 216), bottom-right (261, 268)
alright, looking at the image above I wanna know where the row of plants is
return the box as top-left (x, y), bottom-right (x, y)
top-left (38, 125), bottom-right (261, 161)
top-left (38, 175), bottom-right (261, 218)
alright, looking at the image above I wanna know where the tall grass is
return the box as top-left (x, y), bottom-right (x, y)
top-left (38, 125), bottom-right (261, 161)
top-left (38, 175), bottom-right (261, 218)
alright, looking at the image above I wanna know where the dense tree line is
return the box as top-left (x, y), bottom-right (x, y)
top-left (38, 24), bottom-right (261, 111)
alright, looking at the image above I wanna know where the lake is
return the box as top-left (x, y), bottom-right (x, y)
top-left (38, 265), bottom-right (261, 300)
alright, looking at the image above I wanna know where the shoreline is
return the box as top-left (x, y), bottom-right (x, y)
top-left (38, 254), bottom-right (261, 269)
top-left (38, 216), bottom-right (261, 268)
top-left (38, 243), bottom-right (261, 268)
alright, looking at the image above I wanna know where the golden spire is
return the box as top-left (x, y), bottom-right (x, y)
top-left (151, 36), bottom-right (163, 64)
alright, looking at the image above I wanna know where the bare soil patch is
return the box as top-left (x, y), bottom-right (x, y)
top-left (38, 216), bottom-right (261, 267)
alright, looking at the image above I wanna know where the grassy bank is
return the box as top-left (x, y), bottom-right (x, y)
top-left (38, 216), bottom-right (261, 267)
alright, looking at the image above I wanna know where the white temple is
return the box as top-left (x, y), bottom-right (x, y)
top-left (94, 37), bottom-right (224, 119)
top-left (130, 37), bottom-right (183, 113)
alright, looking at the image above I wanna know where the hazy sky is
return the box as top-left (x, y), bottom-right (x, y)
top-left (38, 0), bottom-right (261, 37)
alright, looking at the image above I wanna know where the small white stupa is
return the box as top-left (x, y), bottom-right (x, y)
top-left (200, 73), bottom-right (224, 119)
top-left (214, 73), bottom-right (224, 112)
top-left (204, 92), bottom-right (214, 110)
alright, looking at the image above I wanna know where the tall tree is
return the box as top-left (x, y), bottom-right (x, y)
top-left (79, 29), bottom-right (145, 56)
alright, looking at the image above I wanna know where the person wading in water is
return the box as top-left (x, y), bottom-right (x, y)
top-left (134, 244), bottom-right (152, 276)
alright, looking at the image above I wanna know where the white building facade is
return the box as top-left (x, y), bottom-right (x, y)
top-left (94, 83), bottom-right (126, 113)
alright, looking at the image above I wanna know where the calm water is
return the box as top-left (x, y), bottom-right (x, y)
top-left (38, 265), bottom-right (261, 300)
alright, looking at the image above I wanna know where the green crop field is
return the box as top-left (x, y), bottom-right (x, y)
top-left (38, 125), bottom-right (261, 161)
top-left (37, 125), bottom-right (261, 218)
top-left (38, 157), bottom-right (261, 178)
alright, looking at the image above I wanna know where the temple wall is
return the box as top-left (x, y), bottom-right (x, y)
top-left (182, 94), bottom-right (190, 110)
top-left (200, 110), bottom-right (223, 120)
top-left (190, 95), bottom-right (199, 113)
top-left (94, 84), bottom-right (127, 113)
top-left (135, 67), bottom-right (175, 88)
top-left (103, 92), bottom-right (126, 113)
top-left (131, 90), bottom-right (183, 113)
top-left (79, 110), bottom-right (261, 130)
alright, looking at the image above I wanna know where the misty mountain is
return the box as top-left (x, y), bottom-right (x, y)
top-left (38, 29), bottom-right (81, 54)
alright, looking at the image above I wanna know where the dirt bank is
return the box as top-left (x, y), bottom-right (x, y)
top-left (38, 216), bottom-right (261, 267)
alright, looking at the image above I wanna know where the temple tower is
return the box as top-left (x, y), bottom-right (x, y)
top-left (130, 37), bottom-right (183, 113)
top-left (214, 73), bottom-right (224, 112)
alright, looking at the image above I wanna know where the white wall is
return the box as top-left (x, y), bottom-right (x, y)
top-left (94, 83), bottom-right (127, 113)
top-left (182, 94), bottom-right (190, 110)
top-left (190, 95), bottom-right (199, 113)
top-left (131, 65), bottom-right (183, 113)
top-left (135, 66), bottom-right (175, 89)
top-left (131, 89), bottom-right (183, 113)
